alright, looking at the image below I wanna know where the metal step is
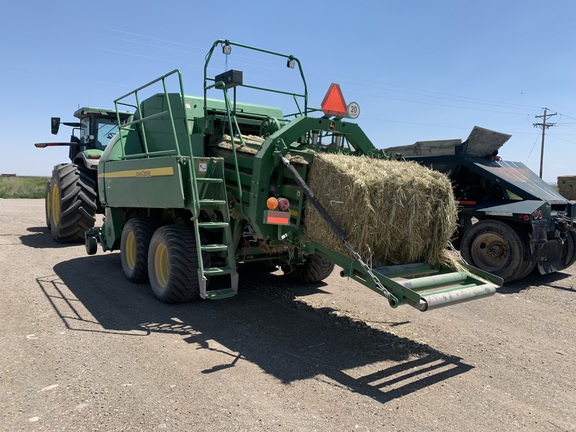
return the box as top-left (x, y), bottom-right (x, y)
top-left (196, 177), bottom-right (224, 183)
top-left (197, 221), bottom-right (229, 229)
top-left (200, 243), bottom-right (229, 252)
top-left (203, 266), bottom-right (235, 276)
top-left (199, 199), bottom-right (227, 206)
top-left (204, 288), bottom-right (237, 300)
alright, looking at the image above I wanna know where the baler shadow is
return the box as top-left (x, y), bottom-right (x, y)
top-left (40, 253), bottom-right (474, 405)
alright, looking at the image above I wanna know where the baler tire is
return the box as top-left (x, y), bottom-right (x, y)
top-left (283, 253), bottom-right (335, 284)
top-left (44, 180), bottom-right (52, 229)
top-left (461, 220), bottom-right (526, 283)
top-left (148, 225), bottom-right (200, 303)
top-left (50, 163), bottom-right (97, 243)
top-left (121, 218), bottom-right (158, 283)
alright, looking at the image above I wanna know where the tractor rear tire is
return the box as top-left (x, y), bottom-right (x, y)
top-left (461, 220), bottom-right (529, 283)
top-left (50, 163), bottom-right (97, 243)
top-left (44, 180), bottom-right (52, 229)
top-left (283, 253), bottom-right (335, 283)
top-left (148, 225), bottom-right (200, 303)
top-left (121, 218), bottom-right (158, 283)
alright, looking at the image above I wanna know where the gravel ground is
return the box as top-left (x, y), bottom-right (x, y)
top-left (1, 199), bottom-right (575, 431)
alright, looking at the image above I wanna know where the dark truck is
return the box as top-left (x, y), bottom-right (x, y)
top-left (385, 126), bottom-right (576, 282)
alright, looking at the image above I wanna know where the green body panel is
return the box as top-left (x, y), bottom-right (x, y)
top-left (99, 156), bottom-right (187, 209)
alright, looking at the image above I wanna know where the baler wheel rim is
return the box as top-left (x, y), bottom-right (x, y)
top-left (153, 242), bottom-right (170, 288)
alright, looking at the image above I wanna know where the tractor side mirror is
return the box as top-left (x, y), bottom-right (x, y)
top-left (51, 117), bottom-right (61, 135)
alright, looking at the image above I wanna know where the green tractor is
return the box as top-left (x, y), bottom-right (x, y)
top-left (35, 108), bottom-right (131, 242)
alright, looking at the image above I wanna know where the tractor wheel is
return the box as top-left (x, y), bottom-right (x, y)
top-left (461, 220), bottom-right (529, 283)
top-left (121, 218), bottom-right (158, 283)
top-left (283, 253), bottom-right (335, 283)
top-left (148, 225), bottom-right (200, 303)
top-left (50, 163), bottom-right (97, 243)
top-left (44, 180), bottom-right (52, 229)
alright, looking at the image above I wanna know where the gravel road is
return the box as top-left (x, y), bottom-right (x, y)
top-left (1, 199), bottom-right (575, 431)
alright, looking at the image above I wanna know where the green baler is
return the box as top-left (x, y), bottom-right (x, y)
top-left (86, 40), bottom-right (501, 311)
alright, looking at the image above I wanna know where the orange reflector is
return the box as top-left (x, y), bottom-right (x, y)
top-left (264, 210), bottom-right (290, 225)
top-left (321, 83), bottom-right (347, 117)
top-left (266, 197), bottom-right (279, 210)
top-left (88, 154), bottom-right (101, 159)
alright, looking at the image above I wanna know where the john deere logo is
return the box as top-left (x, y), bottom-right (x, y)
top-left (328, 121), bottom-right (336, 131)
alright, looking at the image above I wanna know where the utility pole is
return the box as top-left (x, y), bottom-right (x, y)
top-left (533, 108), bottom-right (556, 179)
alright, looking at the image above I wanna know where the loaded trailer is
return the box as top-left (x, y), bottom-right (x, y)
top-left (385, 127), bottom-right (576, 282)
top-left (85, 40), bottom-right (501, 311)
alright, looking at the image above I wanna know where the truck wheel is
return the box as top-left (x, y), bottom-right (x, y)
top-left (44, 180), bottom-right (52, 229)
top-left (50, 163), bottom-right (97, 243)
top-left (513, 227), bottom-right (537, 280)
top-left (148, 225), bottom-right (200, 303)
top-left (461, 220), bottom-right (528, 283)
top-left (561, 231), bottom-right (576, 270)
top-left (121, 218), bottom-right (158, 283)
top-left (283, 253), bottom-right (335, 283)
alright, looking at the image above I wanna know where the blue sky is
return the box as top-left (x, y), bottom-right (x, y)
top-left (2, 0), bottom-right (575, 182)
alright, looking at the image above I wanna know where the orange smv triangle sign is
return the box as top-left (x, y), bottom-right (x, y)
top-left (321, 83), bottom-right (347, 117)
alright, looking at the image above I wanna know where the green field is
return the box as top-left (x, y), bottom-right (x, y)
top-left (0, 176), bottom-right (48, 199)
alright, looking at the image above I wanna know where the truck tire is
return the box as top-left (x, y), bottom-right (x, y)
top-left (461, 220), bottom-right (528, 283)
top-left (561, 231), bottom-right (576, 270)
top-left (513, 226), bottom-right (537, 280)
top-left (44, 180), bottom-right (52, 229)
top-left (50, 163), bottom-right (97, 243)
top-left (283, 253), bottom-right (335, 283)
top-left (148, 225), bottom-right (200, 303)
top-left (121, 218), bottom-right (158, 283)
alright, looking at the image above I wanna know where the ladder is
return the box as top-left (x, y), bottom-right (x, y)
top-left (191, 157), bottom-right (238, 300)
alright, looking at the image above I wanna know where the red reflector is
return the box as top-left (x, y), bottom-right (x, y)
top-left (321, 83), bottom-right (347, 117)
top-left (457, 200), bottom-right (476, 205)
top-left (523, 215), bottom-right (530, 221)
top-left (88, 154), bottom-right (101, 159)
top-left (264, 210), bottom-right (290, 225)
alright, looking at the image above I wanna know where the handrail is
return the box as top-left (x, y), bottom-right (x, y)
top-left (203, 39), bottom-right (309, 125)
top-left (114, 69), bottom-right (203, 217)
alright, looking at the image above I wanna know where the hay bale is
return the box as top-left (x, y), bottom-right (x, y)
top-left (304, 153), bottom-right (458, 267)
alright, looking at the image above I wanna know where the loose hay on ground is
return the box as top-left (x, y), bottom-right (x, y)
top-left (304, 153), bottom-right (458, 267)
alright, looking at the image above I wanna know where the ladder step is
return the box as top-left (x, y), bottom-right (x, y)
top-left (197, 177), bottom-right (223, 183)
top-left (204, 288), bottom-right (237, 300)
top-left (197, 221), bottom-right (229, 229)
top-left (199, 199), bottom-right (227, 206)
top-left (203, 266), bottom-right (234, 276)
top-left (201, 243), bottom-right (229, 252)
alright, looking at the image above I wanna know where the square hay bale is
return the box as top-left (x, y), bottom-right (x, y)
top-left (304, 153), bottom-right (458, 267)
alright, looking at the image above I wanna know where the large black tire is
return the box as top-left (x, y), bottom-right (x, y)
top-left (283, 253), bottom-right (335, 283)
top-left (121, 218), bottom-right (158, 283)
top-left (50, 163), bottom-right (97, 243)
top-left (147, 225), bottom-right (200, 303)
top-left (513, 226), bottom-right (537, 280)
top-left (461, 220), bottom-right (530, 283)
top-left (44, 180), bottom-right (52, 229)
top-left (561, 231), bottom-right (576, 270)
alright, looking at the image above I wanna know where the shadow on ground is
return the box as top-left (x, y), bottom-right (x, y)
top-left (37, 253), bottom-right (473, 405)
